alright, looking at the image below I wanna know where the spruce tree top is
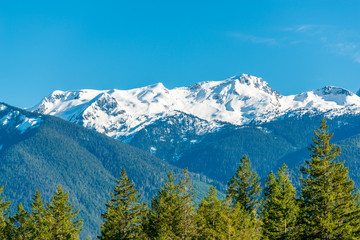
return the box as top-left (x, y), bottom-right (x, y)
top-left (100, 169), bottom-right (147, 240)
top-left (299, 118), bottom-right (359, 239)
top-left (227, 155), bottom-right (261, 214)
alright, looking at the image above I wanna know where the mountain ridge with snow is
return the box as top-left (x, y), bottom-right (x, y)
top-left (1, 103), bottom-right (42, 135)
top-left (31, 74), bottom-right (360, 140)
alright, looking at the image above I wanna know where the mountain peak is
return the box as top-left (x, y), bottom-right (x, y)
top-left (356, 89), bottom-right (360, 97)
top-left (0, 103), bottom-right (42, 135)
top-left (315, 86), bottom-right (353, 97)
top-left (149, 82), bottom-right (166, 89)
top-left (225, 74), bottom-right (279, 96)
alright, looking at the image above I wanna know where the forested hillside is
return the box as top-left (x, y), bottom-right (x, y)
top-left (0, 103), bottom-right (222, 239)
top-left (1, 119), bottom-right (359, 239)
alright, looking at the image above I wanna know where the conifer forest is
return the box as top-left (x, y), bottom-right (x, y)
top-left (1, 119), bottom-right (360, 240)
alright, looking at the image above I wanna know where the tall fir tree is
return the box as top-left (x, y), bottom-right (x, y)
top-left (195, 186), bottom-right (231, 240)
top-left (261, 164), bottom-right (298, 240)
top-left (47, 185), bottom-right (83, 240)
top-left (12, 203), bottom-right (32, 240)
top-left (178, 169), bottom-right (197, 239)
top-left (229, 201), bottom-right (261, 240)
top-left (99, 169), bottom-right (147, 240)
top-left (227, 155), bottom-right (262, 216)
top-left (145, 172), bottom-right (182, 239)
top-left (30, 190), bottom-right (51, 240)
top-left (0, 186), bottom-right (12, 239)
top-left (298, 118), bottom-right (360, 239)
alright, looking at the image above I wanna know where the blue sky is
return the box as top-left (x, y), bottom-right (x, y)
top-left (1, 0), bottom-right (359, 108)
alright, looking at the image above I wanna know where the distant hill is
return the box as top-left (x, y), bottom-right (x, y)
top-left (0, 103), bottom-right (222, 239)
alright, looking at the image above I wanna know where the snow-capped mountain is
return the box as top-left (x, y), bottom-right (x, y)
top-left (31, 74), bottom-right (360, 140)
top-left (0, 103), bottom-right (42, 135)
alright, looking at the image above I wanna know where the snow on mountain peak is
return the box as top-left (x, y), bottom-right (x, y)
top-left (315, 86), bottom-right (353, 97)
top-left (227, 74), bottom-right (279, 96)
top-left (0, 104), bottom-right (42, 134)
top-left (31, 74), bottom-right (360, 140)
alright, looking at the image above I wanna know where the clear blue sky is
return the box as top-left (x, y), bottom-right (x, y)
top-left (1, 0), bottom-right (359, 108)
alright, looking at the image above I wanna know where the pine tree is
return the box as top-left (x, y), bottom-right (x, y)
top-left (227, 155), bottom-right (262, 215)
top-left (0, 186), bottom-right (12, 239)
top-left (30, 190), bottom-right (51, 240)
top-left (298, 118), bottom-right (360, 239)
top-left (145, 172), bottom-right (182, 239)
top-left (47, 185), bottom-right (83, 240)
top-left (99, 169), bottom-right (147, 240)
top-left (178, 169), bottom-right (196, 239)
top-left (261, 164), bottom-right (298, 240)
top-left (195, 186), bottom-right (231, 240)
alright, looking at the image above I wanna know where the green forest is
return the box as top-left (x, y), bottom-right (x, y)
top-left (1, 119), bottom-right (360, 240)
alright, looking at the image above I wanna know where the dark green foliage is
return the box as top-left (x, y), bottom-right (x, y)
top-left (227, 155), bottom-right (262, 215)
top-left (99, 170), bottom-right (147, 240)
top-left (47, 185), bottom-right (82, 240)
top-left (298, 119), bottom-right (360, 239)
top-left (261, 164), bottom-right (298, 240)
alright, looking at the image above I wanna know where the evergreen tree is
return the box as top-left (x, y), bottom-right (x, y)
top-left (261, 164), bottom-right (298, 240)
top-left (13, 203), bottom-right (32, 240)
top-left (298, 118), bottom-right (360, 239)
top-left (145, 172), bottom-right (182, 239)
top-left (47, 185), bottom-right (83, 240)
top-left (178, 169), bottom-right (196, 239)
top-left (99, 169), bottom-right (147, 240)
top-left (195, 186), bottom-right (230, 240)
top-left (0, 186), bottom-right (12, 239)
top-left (227, 155), bottom-right (262, 215)
top-left (230, 201), bottom-right (261, 240)
top-left (30, 190), bottom-right (51, 240)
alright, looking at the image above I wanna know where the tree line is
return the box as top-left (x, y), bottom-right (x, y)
top-left (1, 119), bottom-right (360, 239)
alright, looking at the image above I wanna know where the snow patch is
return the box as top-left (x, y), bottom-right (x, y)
top-left (16, 116), bottom-right (43, 134)
top-left (0, 111), bottom-right (19, 126)
top-left (0, 104), bottom-right (7, 111)
top-left (150, 147), bottom-right (157, 154)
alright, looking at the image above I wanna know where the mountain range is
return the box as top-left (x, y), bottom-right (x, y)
top-left (31, 74), bottom-right (360, 141)
top-left (2, 74), bottom-right (360, 239)
top-left (30, 74), bottom-right (360, 181)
